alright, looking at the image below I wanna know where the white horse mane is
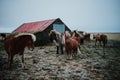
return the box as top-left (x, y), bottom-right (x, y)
top-left (65, 31), bottom-right (71, 37)
top-left (49, 29), bottom-right (61, 36)
top-left (15, 33), bottom-right (36, 42)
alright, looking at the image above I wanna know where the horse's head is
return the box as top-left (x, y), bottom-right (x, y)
top-left (26, 34), bottom-right (36, 51)
top-left (93, 34), bottom-right (96, 39)
top-left (64, 31), bottom-right (71, 39)
top-left (49, 30), bottom-right (57, 41)
top-left (15, 33), bottom-right (36, 51)
top-left (26, 39), bottom-right (35, 51)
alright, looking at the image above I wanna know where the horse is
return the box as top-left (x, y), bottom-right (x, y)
top-left (72, 30), bottom-right (81, 44)
top-left (0, 33), bottom-right (6, 41)
top-left (93, 34), bottom-right (107, 47)
top-left (4, 33), bottom-right (36, 68)
top-left (83, 33), bottom-right (91, 41)
top-left (65, 31), bottom-right (80, 59)
top-left (49, 30), bottom-right (65, 54)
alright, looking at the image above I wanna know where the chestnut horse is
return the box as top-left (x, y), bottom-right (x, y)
top-left (49, 30), bottom-right (65, 54)
top-left (93, 34), bottom-right (107, 47)
top-left (4, 33), bottom-right (36, 68)
top-left (65, 31), bottom-right (80, 59)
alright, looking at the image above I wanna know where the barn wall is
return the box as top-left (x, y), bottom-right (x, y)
top-left (34, 25), bottom-right (53, 46)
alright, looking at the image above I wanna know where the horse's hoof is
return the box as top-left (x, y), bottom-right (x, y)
top-left (69, 57), bottom-right (73, 60)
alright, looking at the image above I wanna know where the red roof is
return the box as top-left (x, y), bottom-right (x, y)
top-left (13, 19), bottom-right (56, 33)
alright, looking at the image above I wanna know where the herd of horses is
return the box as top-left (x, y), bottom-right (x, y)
top-left (49, 30), bottom-right (107, 59)
top-left (0, 30), bottom-right (107, 68)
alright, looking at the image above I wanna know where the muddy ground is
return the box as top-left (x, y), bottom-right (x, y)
top-left (0, 40), bottom-right (120, 80)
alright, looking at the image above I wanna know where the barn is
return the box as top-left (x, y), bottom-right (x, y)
top-left (13, 18), bottom-right (71, 46)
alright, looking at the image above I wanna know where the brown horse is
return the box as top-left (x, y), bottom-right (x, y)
top-left (93, 34), bottom-right (107, 47)
top-left (84, 33), bottom-right (90, 41)
top-left (65, 31), bottom-right (80, 59)
top-left (4, 33), bottom-right (36, 68)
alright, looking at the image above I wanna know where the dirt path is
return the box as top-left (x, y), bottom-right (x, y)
top-left (0, 40), bottom-right (120, 80)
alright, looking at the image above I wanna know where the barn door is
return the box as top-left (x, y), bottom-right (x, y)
top-left (53, 24), bottom-right (65, 33)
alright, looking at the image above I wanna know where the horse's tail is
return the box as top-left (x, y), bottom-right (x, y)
top-left (77, 45), bottom-right (82, 54)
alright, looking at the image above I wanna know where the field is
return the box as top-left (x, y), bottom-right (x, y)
top-left (0, 33), bottom-right (120, 80)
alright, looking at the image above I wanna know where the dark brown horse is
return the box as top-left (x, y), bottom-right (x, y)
top-left (83, 33), bottom-right (90, 41)
top-left (65, 31), bottom-right (80, 59)
top-left (4, 33), bottom-right (36, 68)
top-left (49, 30), bottom-right (65, 54)
top-left (93, 34), bottom-right (107, 47)
top-left (0, 33), bottom-right (6, 41)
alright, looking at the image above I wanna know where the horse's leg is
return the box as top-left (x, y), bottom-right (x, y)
top-left (104, 42), bottom-right (105, 47)
top-left (7, 54), bottom-right (10, 64)
top-left (81, 38), bottom-right (84, 44)
top-left (20, 50), bottom-right (25, 68)
top-left (6, 48), bottom-right (11, 66)
top-left (21, 53), bottom-right (25, 68)
top-left (70, 50), bottom-right (72, 59)
top-left (78, 44), bottom-right (81, 50)
top-left (75, 48), bottom-right (78, 56)
top-left (10, 54), bottom-right (14, 67)
top-left (95, 39), bottom-right (97, 46)
top-left (7, 54), bottom-right (11, 68)
top-left (66, 48), bottom-right (70, 59)
top-left (105, 39), bottom-right (107, 47)
top-left (56, 46), bottom-right (59, 54)
top-left (100, 40), bottom-right (101, 46)
top-left (60, 44), bottom-right (64, 54)
top-left (66, 48), bottom-right (69, 58)
top-left (103, 40), bottom-right (106, 47)
top-left (103, 38), bottom-right (107, 47)
top-left (6, 47), bottom-right (13, 68)
top-left (73, 48), bottom-right (77, 57)
top-left (68, 51), bottom-right (70, 59)
top-left (65, 48), bottom-right (68, 54)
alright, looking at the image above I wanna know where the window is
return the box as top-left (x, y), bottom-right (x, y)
top-left (53, 24), bottom-right (65, 33)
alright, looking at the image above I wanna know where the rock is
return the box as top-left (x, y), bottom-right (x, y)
top-left (44, 50), bottom-right (49, 53)
top-left (33, 59), bottom-right (39, 64)
top-left (42, 65), bottom-right (53, 71)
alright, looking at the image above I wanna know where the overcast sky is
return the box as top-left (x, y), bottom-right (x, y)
top-left (0, 0), bottom-right (120, 33)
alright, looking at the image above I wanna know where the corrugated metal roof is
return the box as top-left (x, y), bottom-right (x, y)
top-left (13, 19), bottom-right (56, 33)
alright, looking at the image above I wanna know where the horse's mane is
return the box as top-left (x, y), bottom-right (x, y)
top-left (65, 31), bottom-right (71, 37)
top-left (49, 30), bottom-right (61, 35)
top-left (15, 33), bottom-right (36, 42)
